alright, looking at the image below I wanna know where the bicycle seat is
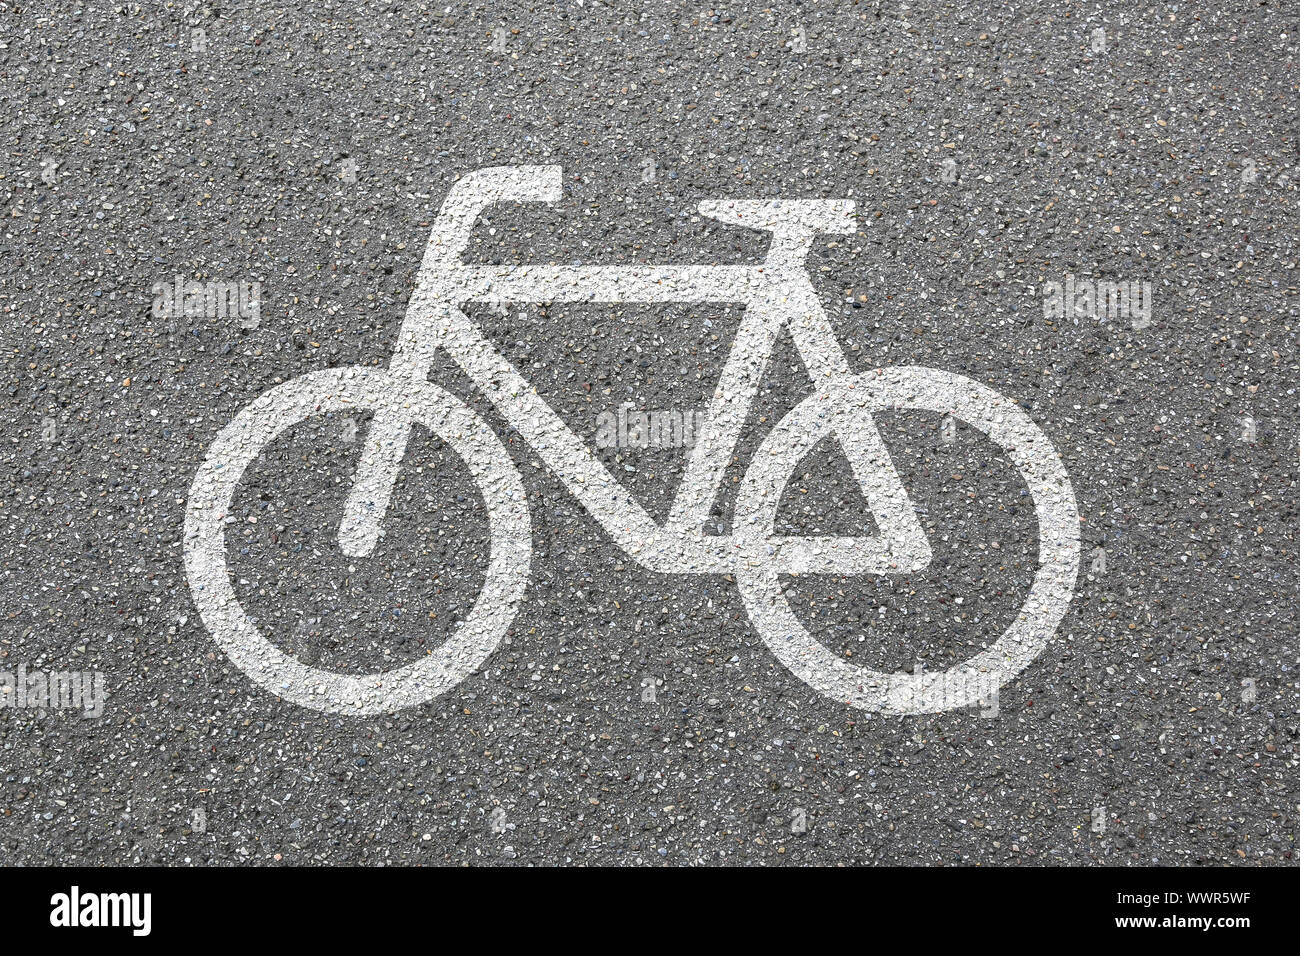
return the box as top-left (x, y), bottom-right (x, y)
top-left (698, 199), bottom-right (856, 235)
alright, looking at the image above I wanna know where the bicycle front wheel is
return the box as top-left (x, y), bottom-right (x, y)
top-left (183, 367), bottom-right (530, 715)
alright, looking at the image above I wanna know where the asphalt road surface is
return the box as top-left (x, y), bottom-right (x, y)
top-left (1, 1), bottom-right (1296, 865)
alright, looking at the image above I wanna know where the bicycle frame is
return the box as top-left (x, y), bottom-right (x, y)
top-left (339, 166), bottom-right (931, 577)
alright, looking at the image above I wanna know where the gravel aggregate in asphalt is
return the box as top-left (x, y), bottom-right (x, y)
top-left (0, 1), bottom-right (1296, 864)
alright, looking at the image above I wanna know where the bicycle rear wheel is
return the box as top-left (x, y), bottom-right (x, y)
top-left (734, 366), bottom-right (1079, 714)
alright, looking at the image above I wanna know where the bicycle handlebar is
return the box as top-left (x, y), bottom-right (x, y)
top-left (445, 165), bottom-right (564, 208)
top-left (423, 166), bottom-right (563, 262)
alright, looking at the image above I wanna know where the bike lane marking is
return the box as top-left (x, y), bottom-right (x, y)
top-left (184, 167), bottom-right (1078, 716)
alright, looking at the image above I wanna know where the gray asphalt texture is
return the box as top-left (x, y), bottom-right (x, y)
top-left (1, 1), bottom-right (1297, 865)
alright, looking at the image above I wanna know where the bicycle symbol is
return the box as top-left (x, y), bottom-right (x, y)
top-left (184, 166), bottom-right (1079, 716)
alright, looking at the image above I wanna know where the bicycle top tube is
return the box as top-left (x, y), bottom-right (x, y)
top-left (415, 263), bottom-right (808, 305)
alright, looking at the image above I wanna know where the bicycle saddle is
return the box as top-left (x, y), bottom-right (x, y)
top-left (698, 199), bottom-right (857, 235)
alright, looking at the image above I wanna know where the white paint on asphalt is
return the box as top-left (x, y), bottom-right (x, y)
top-left (184, 166), bottom-right (1079, 716)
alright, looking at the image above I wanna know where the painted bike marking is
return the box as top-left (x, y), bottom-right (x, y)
top-left (184, 166), bottom-right (1079, 716)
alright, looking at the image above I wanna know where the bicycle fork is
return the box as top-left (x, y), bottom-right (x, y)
top-left (336, 168), bottom-right (542, 558)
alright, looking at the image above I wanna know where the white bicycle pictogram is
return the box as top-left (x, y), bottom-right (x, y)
top-left (184, 166), bottom-right (1079, 716)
